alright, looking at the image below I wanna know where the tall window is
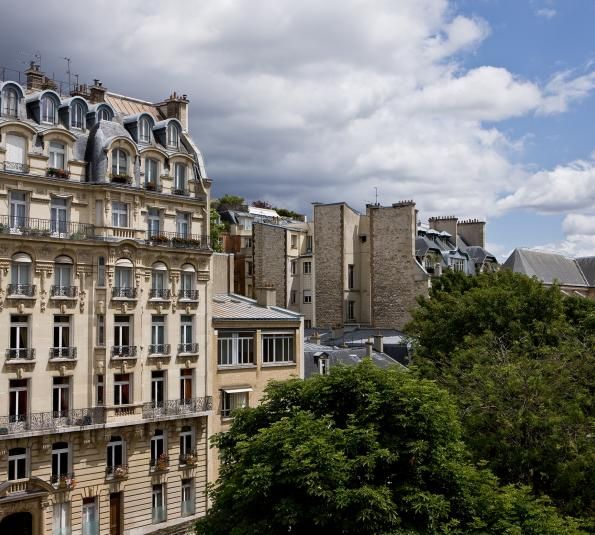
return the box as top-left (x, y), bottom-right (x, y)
top-left (6, 134), bottom-right (26, 167)
top-left (53, 259), bottom-right (72, 291)
top-left (139, 117), bottom-right (151, 143)
top-left (152, 484), bottom-right (166, 523)
top-left (9, 315), bottom-right (29, 358)
top-left (107, 436), bottom-right (124, 470)
top-left (290, 290), bottom-right (296, 305)
top-left (174, 163), bottom-right (187, 193)
top-left (49, 141), bottom-right (66, 169)
top-left (52, 442), bottom-right (70, 479)
top-left (306, 235), bottom-right (313, 252)
top-left (111, 148), bottom-right (128, 176)
top-left (148, 208), bottom-right (160, 235)
top-left (151, 316), bottom-right (166, 351)
top-left (167, 122), bottom-right (179, 148)
top-left (303, 261), bottom-right (312, 274)
top-left (71, 102), bottom-right (84, 129)
top-left (2, 87), bottom-right (18, 116)
top-left (291, 235), bottom-right (297, 249)
top-left (180, 426), bottom-right (193, 457)
top-left (114, 262), bottom-right (134, 298)
top-left (113, 374), bottom-right (130, 405)
top-left (53, 377), bottom-right (70, 417)
top-left (180, 315), bottom-right (194, 352)
top-left (262, 333), bottom-right (295, 364)
top-left (348, 264), bottom-right (354, 289)
top-left (113, 315), bottom-right (131, 352)
top-left (179, 267), bottom-right (195, 299)
top-left (347, 300), bottom-right (355, 321)
top-left (180, 369), bottom-right (193, 402)
top-left (452, 258), bottom-right (465, 272)
top-left (150, 429), bottom-right (165, 462)
top-left (291, 261), bottom-right (297, 276)
top-left (52, 315), bottom-right (71, 358)
top-left (221, 390), bottom-right (250, 417)
top-left (8, 447), bottom-right (27, 480)
top-left (111, 201), bottom-right (128, 227)
top-left (176, 212), bottom-right (190, 236)
top-left (9, 379), bottom-right (28, 423)
top-left (181, 479), bottom-right (194, 516)
top-left (50, 197), bottom-right (68, 234)
top-left (97, 315), bottom-right (105, 346)
top-left (151, 264), bottom-right (168, 296)
top-left (96, 374), bottom-right (104, 406)
top-left (97, 257), bottom-right (106, 287)
top-left (53, 503), bottom-right (70, 535)
top-left (145, 158), bottom-right (159, 186)
top-left (151, 371), bottom-right (165, 405)
top-left (303, 290), bottom-right (312, 304)
top-left (41, 96), bottom-right (56, 124)
top-left (9, 191), bottom-right (27, 228)
top-left (10, 255), bottom-right (32, 293)
top-left (217, 332), bottom-right (255, 366)
top-left (82, 498), bottom-right (99, 535)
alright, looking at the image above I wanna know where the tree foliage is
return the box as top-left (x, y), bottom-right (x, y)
top-left (197, 362), bottom-right (584, 534)
top-left (210, 208), bottom-right (226, 252)
top-left (406, 270), bottom-right (595, 520)
top-left (216, 194), bottom-right (245, 211)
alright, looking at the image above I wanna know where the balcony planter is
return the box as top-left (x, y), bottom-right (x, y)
top-left (110, 173), bottom-right (132, 184)
top-left (47, 168), bottom-right (70, 179)
top-left (114, 466), bottom-right (128, 478)
top-left (145, 181), bottom-right (159, 191)
top-left (58, 475), bottom-right (76, 490)
top-left (150, 235), bottom-right (170, 244)
top-left (155, 453), bottom-right (169, 471)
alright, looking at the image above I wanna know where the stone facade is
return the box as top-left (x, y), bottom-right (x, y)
top-left (253, 223), bottom-right (287, 308)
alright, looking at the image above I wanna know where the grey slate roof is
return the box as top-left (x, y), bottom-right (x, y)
top-left (212, 293), bottom-right (302, 321)
top-left (576, 257), bottom-right (595, 286)
top-left (503, 248), bottom-right (589, 287)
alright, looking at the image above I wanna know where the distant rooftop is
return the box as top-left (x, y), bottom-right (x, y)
top-left (212, 293), bottom-right (302, 321)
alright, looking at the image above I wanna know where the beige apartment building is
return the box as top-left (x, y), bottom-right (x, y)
top-left (0, 65), bottom-right (213, 534)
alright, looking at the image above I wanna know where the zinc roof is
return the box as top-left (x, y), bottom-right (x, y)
top-left (212, 293), bottom-right (302, 321)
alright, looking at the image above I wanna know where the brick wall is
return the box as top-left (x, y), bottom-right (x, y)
top-left (253, 223), bottom-right (287, 307)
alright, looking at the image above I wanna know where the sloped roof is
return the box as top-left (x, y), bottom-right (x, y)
top-left (212, 293), bottom-right (302, 321)
top-left (576, 257), bottom-right (595, 286)
top-left (503, 248), bottom-right (588, 286)
top-left (105, 92), bottom-right (161, 119)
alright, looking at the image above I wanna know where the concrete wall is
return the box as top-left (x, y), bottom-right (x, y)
top-left (253, 223), bottom-right (287, 308)
top-left (211, 253), bottom-right (234, 294)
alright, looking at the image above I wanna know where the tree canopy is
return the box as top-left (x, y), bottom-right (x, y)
top-left (216, 194), bottom-right (245, 211)
top-left (197, 362), bottom-right (584, 534)
top-left (406, 270), bottom-right (595, 521)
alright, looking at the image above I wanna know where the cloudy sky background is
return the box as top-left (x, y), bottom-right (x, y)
top-left (1, 0), bottom-right (595, 258)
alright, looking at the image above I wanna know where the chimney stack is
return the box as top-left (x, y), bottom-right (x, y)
top-left (25, 62), bottom-right (44, 91)
top-left (159, 91), bottom-right (190, 131)
top-left (89, 79), bottom-right (107, 103)
top-left (254, 286), bottom-right (276, 307)
top-left (458, 219), bottom-right (486, 248)
top-left (366, 337), bottom-right (374, 358)
top-left (373, 334), bottom-right (384, 353)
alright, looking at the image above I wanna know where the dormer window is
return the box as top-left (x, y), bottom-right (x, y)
top-left (139, 118), bottom-right (151, 143)
top-left (71, 102), bottom-right (84, 129)
top-left (112, 149), bottom-right (129, 177)
top-left (2, 87), bottom-right (19, 117)
top-left (49, 142), bottom-right (66, 170)
top-left (98, 107), bottom-right (112, 122)
top-left (41, 96), bottom-right (56, 124)
top-left (167, 123), bottom-right (179, 149)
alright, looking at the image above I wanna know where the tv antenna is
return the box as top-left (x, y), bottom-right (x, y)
top-left (374, 186), bottom-right (379, 206)
top-left (63, 57), bottom-right (71, 89)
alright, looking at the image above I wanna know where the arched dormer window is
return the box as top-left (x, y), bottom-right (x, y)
top-left (71, 101), bottom-right (85, 129)
top-left (111, 148), bottom-right (129, 178)
top-left (2, 86), bottom-right (19, 117)
top-left (166, 122), bottom-right (179, 149)
top-left (139, 117), bottom-right (151, 143)
top-left (98, 106), bottom-right (112, 122)
top-left (41, 96), bottom-right (57, 124)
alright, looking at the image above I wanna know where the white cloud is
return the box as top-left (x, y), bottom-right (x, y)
top-left (535, 8), bottom-right (557, 19)
top-left (539, 70), bottom-right (595, 114)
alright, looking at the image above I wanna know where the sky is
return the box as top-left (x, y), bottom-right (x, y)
top-left (1, 0), bottom-right (594, 259)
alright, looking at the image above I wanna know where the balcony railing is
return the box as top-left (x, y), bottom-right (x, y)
top-left (110, 173), bottom-right (132, 185)
top-left (150, 455), bottom-right (170, 471)
top-left (112, 287), bottom-right (137, 298)
top-left (50, 472), bottom-right (76, 489)
top-left (0, 407), bottom-right (104, 436)
top-left (4, 161), bottom-right (30, 173)
top-left (49, 347), bottom-right (77, 360)
top-left (149, 288), bottom-right (171, 299)
top-left (105, 465), bottom-right (128, 478)
top-left (172, 187), bottom-right (190, 196)
top-left (149, 344), bottom-right (170, 355)
top-left (178, 342), bottom-right (198, 354)
top-left (178, 289), bottom-right (199, 300)
top-left (46, 167), bottom-right (70, 179)
top-left (50, 285), bottom-right (78, 298)
top-left (144, 181), bottom-right (163, 192)
top-left (111, 345), bottom-right (137, 358)
top-left (146, 231), bottom-right (210, 251)
top-left (5, 348), bottom-right (35, 360)
top-left (142, 397), bottom-right (213, 419)
top-left (0, 215), bottom-right (95, 240)
top-left (7, 284), bottom-right (36, 297)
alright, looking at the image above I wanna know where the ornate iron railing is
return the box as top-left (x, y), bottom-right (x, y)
top-left (172, 187), bottom-right (190, 196)
top-left (0, 215), bottom-right (95, 239)
top-left (142, 397), bottom-right (212, 419)
top-left (112, 287), bottom-right (137, 298)
top-left (149, 288), bottom-right (171, 299)
top-left (49, 347), bottom-right (77, 359)
top-left (50, 285), bottom-right (78, 297)
top-left (178, 289), bottom-right (199, 300)
top-left (6, 284), bottom-right (36, 297)
top-left (105, 464), bottom-right (128, 478)
top-left (178, 342), bottom-right (198, 354)
top-left (4, 161), bottom-right (30, 173)
top-left (111, 345), bottom-right (137, 358)
top-left (0, 407), bottom-right (104, 435)
top-left (146, 231), bottom-right (210, 250)
top-left (5, 348), bottom-right (35, 360)
top-left (148, 344), bottom-right (170, 355)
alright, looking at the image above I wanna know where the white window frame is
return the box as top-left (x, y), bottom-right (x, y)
top-left (150, 429), bottom-right (165, 461)
top-left (176, 212), bottom-right (190, 236)
top-left (181, 479), bottom-right (194, 516)
top-left (221, 389), bottom-right (251, 417)
top-left (303, 261), bottom-right (312, 274)
top-left (167, 123), bottom-right (179, 149)
top-left (113, 374), bottom-right (131, 406)
top-left (9, 190), bottom-right (27, 228)
top-left (41, 96), bottom-right (56, 124)
top-left (148, 208), bottom-right (161, 235)
top-left (49, 141), bottom-right (66, 169)
top-left (53, 376), bottom-right (70, 416)
top-left (111, 148), bottom-right (128, 176)
top-left (151, 371), bottom-right (165, 404)
top-left (262, 332), bottom-right (295, 364)
top-left (53, 501), bottom-right (70, 534)
top-left (217, 332), bottom-right (255, 366)
top-left (50, 197), bottom-right (69, 235)
top-left (303, 290), bottom-right (312, 304)
top-left (82, 498), bottom-right (99, 535)
top-left (98, 107), bottom-right (111, 121)
top-left (71, 102), bottom-right (84, 129)
top-left (10, 315), bottom-right (30, 352)
top-left (139, 118), bottom-right (151, 143)
top-left (174, 163), bottom-right (187, 191)
top-left (53, 314), bottom-right (71, 353)
top-left (52, 442), bottom-right (70, 478)
top-left (145, 158), bottom-right (159, 184)
top-left (180, 369), bottom-right (193, 402)
top-left (152, 484), bottom-right (166, 523)
top-left (180, 315), bottom-right (194, 347)
top-left (9, 379), bottom-right (28, 421)
top-left (8, 447), bottom-right (27, 480)
top-left (111, 201), bottom-right (128, 228)
top-left (2, 87), bottom-right (18, 117)
top-left (107, 436), bottom-right (125, 469)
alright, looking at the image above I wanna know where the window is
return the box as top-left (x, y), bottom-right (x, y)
top-left (348, 264), bottom-right (354, 289)
top-left (180, 369), bottom-right (193, 402)
top-left (303, 290), bottom-right (312, 304)
top-left (151, 264), bottom-right (168, 298)
top-left (9, 379), bottom-right (28, 423)
top-left (304, 319), bottom-right (312, 329)
top-left (179, 315), bottom-right (194, 352)
top-left (50, 197), bottom-right (68, 234)
top-left (49, 141), bottom-right (66, 169)
top-left (82, 498), bottom-right (99, 535)
top-left (52, 315), bottom-right (71, 358)
top-left (247, 261), bottom-right (254, 276)
top-left (97, 257), bottom-right (105, 287)
top-left (152, 484), bottom-right (166, 523)
top-left (145, 158), bottom-right (159, 186)
top-left (9, 315), bottom-right (30, 358)
top-left (306, 235), bottom-right (313, 252)
top-left (6, 134), bottom-right (26, 167)
top-left (221, 389), bottom-right (250, 417)
top-left (54, 258), bottom-right (72, 292)
top-left (180, 426), bottom-right (193, 458)
top-left (111, 201), bottom-right (128, 227)
top-left (96, 374), bottom-right (104, 406)
top-left (347, 300), bottom-right (355, 321)
top-left (218, 332), bottom-right (255, 366)
top-left (148, 208), bottom-right (161, 236)
top-left (97, 315), bottom-right (105, 346)
top-left (98, 107), bottom-right (112, 121)
top-left (181, 479), bottom-right (194, 516)
top-left (291, 234), bottom-right (297, 248)
top-left (291, 261), bottom-right (296, 276)
top-left (303, 261), bottom-right (312, 274)
top-left (262, 333), bottom-right (295, 363)
top-left (8, 447), bottom-right (27, 480)
top-left (167, 122), bottom-right (179, 149)
top-left (114, 260), bottom-right (134, 296)
top-left (151, 316), bottom-right (166, 353)
top-left (107, 436), bottom-right (125, 472)
top-left (318, 354), bottom-right (329, 375)
top-left (113, 315), bottom-right (131, 353)
top-left (111, 148), bottom-right (128, 176)
top-left (290, 290), bottom-right (297, 305)
top-left (243, 237), bottom-right (253, 248)
top-left (10, 255), bottom-right (32, 295)
top-left (150, 429), bottom-right (165, 465)
top-left (139, 117), bottom-right (151, 143)
top-left (53, 502), bottom-right (70, 535)
top-left (71, 101), bottom-right (85, 129)
top-left (52, 442), bottom-right (70, 480)
top-left (174, 163), bottom-right (187, 193)
top-left (53, 377), bottom-right (70, 417)
top-left (113, 374), bottom-right (131, 405)
top-left (452, 258), bottom-right (465, 272)
top-left (179, 268), bottom-right (195, 299)
top-left (2, 86), bottom-right (18, 117)
top-left (41, 96), bottom-right (56, 124)
top-left (9, 191), bottom-right (27, 228)
top-left (176, 212), bottom-right (190, 236)
top-left (151, 371), bottom-right (165, 405)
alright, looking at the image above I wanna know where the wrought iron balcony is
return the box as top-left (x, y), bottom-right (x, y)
top-left (178, 289), bottom-right (199, 300)
top-left (111, 345), bottom-right (137, 358)
top-left (49, 347), bottom-right (77, 360)
top-left (112, 287), bottom-right (137, 298)
top-left (4, 161), bottom-right (30, 173)
top-left (5, 348), bottom-right (35, 360)
top-left (172, 187), bottom-right (190, 196)
top-left (142, 397), bottom-right (213, 419)
top-left (178, 342), bottom-right (198, 354)
top-left (110, 173), bottom-right (132, 185)
top-left (105, 464), bottom-right (128, 478)
top-left (7, 284), bottom-right (36, 297)
top-left (148, 288), bottom-right (171, 299)
top-left (150, 455), bottom-right (170, 471)
top-left (0, 215), bottom-right (95, 240)
top-left (50, 285), bottom-right (78, 298)
top-left (0, 407), bottom-right (104, 436)
top-left (46, 167), bottom-right (70, 179)
top-left (146, 231), bottom-right (210, 251)
top-left (148, 344), bottom-right (170, 355)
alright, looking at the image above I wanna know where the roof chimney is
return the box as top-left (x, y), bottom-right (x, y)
top-left (366, 337), bottom-right (374, 358)
top-left (458, 219), bottom-right (486, 248)
top-left (89, 79), bottom-right (107, 103)
top-left (160, 92), bottom-right (190, 131)
top-left (254, 286), bottom-right (276, 307)
top-left (373, 334), bottom-right (384, 353)
top-left (25, 62), bottom-right (44, 91)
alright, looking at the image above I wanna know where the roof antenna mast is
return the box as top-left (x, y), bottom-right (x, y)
top-left (63, 57), bottom-right (71, 90)
top-left (374, 186), bottom-right (379, 206)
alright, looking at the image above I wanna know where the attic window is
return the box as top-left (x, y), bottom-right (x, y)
top-left (167, 122), bottom-right (179, 149)
top-left (41, 96), bottom-right (56, 124)
top-left (2, 87), bottom-right (18, 117)
top-left (98, 107), bottom-right (112, 122)
top-left (71, 102), bottom-right (84, 129)
top-left (139, 117), bottom-right (150, 143)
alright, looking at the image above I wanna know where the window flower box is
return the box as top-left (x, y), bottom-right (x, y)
top-left (110, 173), bottom-right (132, 184)
top-left (47, 168), bottom-right (70, 179)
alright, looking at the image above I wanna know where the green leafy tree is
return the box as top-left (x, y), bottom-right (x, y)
top-left (407, 270), bottom-right (595, 519)
top-left (210, 208), bottom-right (226, 252)
top-left (197, 362), bottom-right (584, 534)
top-left (216, 194), bottom-right (245, 211)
